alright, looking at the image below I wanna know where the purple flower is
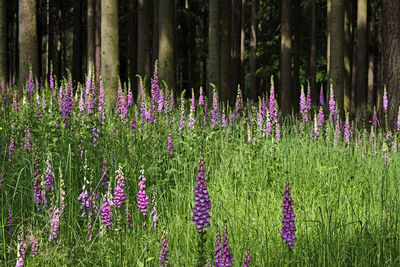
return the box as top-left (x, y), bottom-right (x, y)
top-left (319, 87), bottom-right (324, 106)
top-left (199, 87), bottom-right (204, 105)
top-left (215, 228), bottom-right (234, 267)
top-left (117, 87), bottom-right (128, 121)
top-left (131, 112), bottom-right (138, 135)
top-left (344, 113), bottom-right (350, 144)
top-left (158, 90), bottom-right (164, 113)
top-left (152, 63), bottom-right (160, 104)
top-left (269, 77), bottom-right (276, 123)
top-left (178, 97), bottom-right (185, 132)
top-left (397, 107), bottom-right (400, 131)
top-left (99, 82), bottom-right (106, 124)
top-left (137, 169), bottom-right (150, 215)
top-left (8, 211), bottom-right (13, 236)
top-left (113, 166), bottom-right (126, 208)
top-left (127, 89), bottom-right (133, 107)
top-left (33, 156), bottom-right (41, 205)
top-left (101, 196), bottom-right (113, 229)
top-left (212, 89), bottom-right (220, 128)
top-left (192, 157), bottom-right (211, 233)
top-left (329, 87), bottom-right (337, 123)
top-left (299, 87), bottom-right (308, 123)
top-left (9, 137), bottom-right (15, 162)
top-left (16, 256), bottom-right (24, 267)
top-left (317, 107), bottom-right (324, 127)
top-left (61, 82), bottom-right (74, 123)
top-left (306, 88), bottom-right (311, 112)
top-left (372, 109), bottom-right (377, 127)
top-left (29, 236), bottom-right (39, 256)
top-left (160, 234), bottom-right (170, 267)
top-left (276, 123), bottom-right (281, 142)
top-left (243, 250), bottom-right (252, 266)
top-left (234, 88), bottom-right (243, 119)
top-left (101, 158), bottom-right (108, 190)
top-left (49, 205), bottom-right (61, 241)
top-left (27, 70), bottom-right (34, 101)
top-left (45, 157), bottom-right (55, 190)
top-left (49, 67), bottom-right (54, 90)
top-left (24, 126), bottom-right (32, 152)
top-left (312, 113), bottom-right (319, 140)
top-left (167, 133), bottom-right (174, 157)
top-left (150, 204), bottom-right (159, 231)
top-left (383, 86), bottom-right (388, 111)
top-left (265, 111), bottom-right (271, 136)
top-left (281, 181), bottom-right (296, 249)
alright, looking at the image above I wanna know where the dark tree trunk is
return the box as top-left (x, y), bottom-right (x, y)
top-left (310, 0), bottom-right (317, 105)
top-left (382, 0), bottom-right (400, 128)
top-left (208, 0), bottom-right (220, 100)
top-left (249, 0), bottom-right (257, 101)
top-left (88, 0), bottom-right (95, 67)
top-left (152, 0), bottom-right (158, 68)
top-left (129, 0), bottom-right (138, 98)
top-left (0, 0), bottom-right (7, 81)
top-left (137, 0), bottom-right (151, 100)
top-left (220, 0), bottom-right (232, 102)
top-left (344, 0), bottom-right (351, 111)
top-left (280, 0), bottom-right (291, 115)
top-left (240, 0), bottom-right (245, 94)
top-left (292, 0), bottom-right (301, 112)
top-left (95, 0), bottom-right (101, 84)
top-left (356, 0), bottom-right (367, 116)
top-left (72, 0), bottom-right (82, 84)
top-left (231, 0), bottom-right (241, 95)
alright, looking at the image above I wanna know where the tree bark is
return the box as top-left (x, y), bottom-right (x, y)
top-left (152, 0), bottom-right (159, 67)
top-left (280, 0), bottom-right (291, 115)
top-left (356, 0), bottom-right (367, 115)
top-left (382, 0), bottom-right (400, 128)
top-left (72, 0), bottom-right (82, 84)
top-left (292, 0), bottom-right (301, 111)
top-left (240, 0), bottom-right (245, 94)
top-left (231, 0), bottom-right (241, 95)
top-left (101, 0), bottom-right (119, 105)
top-left (249, 0), bottom-right (257, 101)
top-left (159, 0), bottom-right (175, 92)
top-left (88, 0), bottom-right (95, 68)
top-left (220, 0), bottom-right (232, 102)
top-left (137, 0), bottom-right (151, 100)
top-left (18, 0), bottom-right (38, 87)
top-left (129, 0), bottom-right (137, 98)
top-left (328, 0), bottom-right (344, 115)
top-left (310, 0), bottom-right (316, 105)
top-left (343, 0), bottom-right (351, 111)
top-left (95, 0), bottom-right (101, 84)
top-left (0, 0), bottom-right (7, 81)
top-left (208, 0), bottom-right (220, 100)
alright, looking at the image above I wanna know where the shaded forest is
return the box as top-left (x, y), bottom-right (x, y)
top-left (1, 0), bottom-right (400, 126)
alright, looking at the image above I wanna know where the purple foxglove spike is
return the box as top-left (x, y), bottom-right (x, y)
top-left (281, 181), bottom-right (296, 249)
top-left (192, 156), bottom-right (211, 233)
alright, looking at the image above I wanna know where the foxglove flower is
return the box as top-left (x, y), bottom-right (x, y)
top-left (317, 107), bottom-right (324, 127)
top-left (234, 88), bottom-right (243, 119)
top-left (281, 181), bottom-right (296, 249)
top-left (372, 109), bottom-right (377, 127)
top-left (16, 244), bottom-right (24, 267)
top-left (397, 107), bottom-right (400, 131)
top-left (199, 87), bottom-right (204, 106)
top-left (150, 202), bottom-right (159, 231)
top-left (306, 87), bottom-right (311, 112)
top-left (243, 250), bottom-right (252, 266)
top-left (101, 196), bottom-right (113, 229)
top-left (49, 206), bottom-right (61, 241)
top-left (158, 90), bottom-right (164, 113)
top-left (178, 96), bottom-right (185, 132)
top-left (137, 169), bottom-right (150, 215)
top-left (265, 110), bottom-right (271, 136)
top-left (319, 87), bottom-right (324, 106)
top-left (27, 70), bottom-right (34, 101)
top-left (33, 156), bottom-right (42, 205)
top-left (152, 63), bottom-right (160, 104)
top-left (269, 77), bottom-right (276, 123)
top-left (167, 133), bottom-right (174, 157)
top-left (29, 236), bottom-right (39, 256)
top-left (24, 126), bottom-right (32, 152)
top-left (329, 87), bottom-right (337, 123)
top-left (299, 87), bottom-right (308, 123)
top-left (131, 112), bottom-right (138, 135)
top-left (215, 228), bottom-right (234, 267)
top-left (383, 86), bottom-right (388, 111)
top-left (9, 137), bottom-right (15, 162)
top-left (344, 113), bottom-right (350, 144)
top-left (192, 157), bottom-right (211, 233)
top-left (99, 82), bottom-right (106, 124)
top-left (160, 234), bottom-right (170, 267)
top-left (45, 156), bottom-right (55, 190)
top-left (212, 89), bottom-right (220, 128)
top-left (49, 66), bottom-right (54, 90)
top-left (113, 166), bottom-right (126, 208)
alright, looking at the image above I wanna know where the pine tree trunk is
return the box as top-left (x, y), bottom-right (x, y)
top-left (101, 0), bottom-right (119, 105)
top-left (280, 0), bottom-right (291, 115)
top-left (329, 0), bottom-right (344, 115)
top-left (231, 0), bottom-right (241, 95)
top-left (0, 0), bottom-right (7, 81)
top-left (310, 0), bottom-right (316, 104)
top-left (72, 0), bottom-right (82, 83)
top-left (356, 0), bottom-right (367, 115)
top-left (137, 0), bottom-right (151, 100)
top-left (152, 0), bottom-right (159, 67)
top-left (129, 0), bottom-right (138, 98)
top-left (208, 0), bottom-right (220, 100)
top-left (18, 0), bottom-right (38, 87)
top-left (240, 0), bottom-right (245, 93)
top-left (249, 0), bottom-right (257, 101)
top-left (220, 0), bottom-right (232, 103)
top-left (159, 0), bottom-right (175, 92)
top-left (382, 0), bottom-right (400, 128)
top-left (343, 0), bottom-right (351, 111)
top-left (292, 0), bottom-right (301, 112)
top-left (95, 0), bottom-right (101, 84)
top-left (88, 0), bottom-right (95, 68)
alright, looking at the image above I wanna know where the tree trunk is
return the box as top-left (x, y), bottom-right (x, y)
top-left (292, 0), bottom-right (301, 111)
top-left (37, 0), bottom-right (43, 80)
top-left (240, 0), bottom-right (245, 94)
top-left (88, 0), bottom-right (95, 68)
top-left (310, 0), bottom-right (316, 105)
top-left (343, 0), bottom-right (351, 111)
top-left (95, 0), bottom-right (101, 84)
top-left (137, 0), bottom-right (151, 100)
top-left (328, 0), bottom-right (344, 115)
top-left (356, 0), bottom-right (367, 115)
top-left (249, 0), bottom-right (257, 101)
top-left (152, 0), bottom-right (159, 67)
top-left (129, 0), bottom-right (137, 98)
top-left (220, 0), bottom-right (231, 102)
top-left (0, 0), bottom-right (7, 81)
top-left (208, 0), bottom-right (220, 100)
top-left (18, 0), bottom-right (38, 87)
top-left (367, 1), bottom-right (377, 111)
top-left (72, 0), bottom-right (82, 84)
top-left (280, 0), bottom-right (291, 115)
top-left (231, 0), bottom-right (241, 95)
top-left (382, 0), bottom-right (400, 128)
top-left (101, 0), bottom-right (119, 105)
